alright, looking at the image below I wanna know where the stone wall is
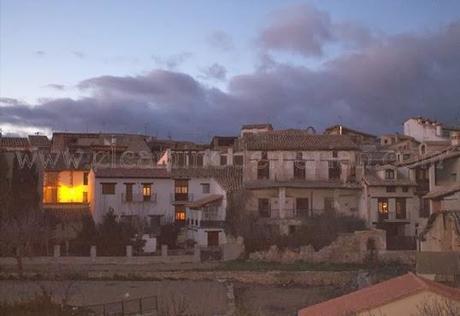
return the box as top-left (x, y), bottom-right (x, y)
top-left (249, 229), bottom-right (388, 264)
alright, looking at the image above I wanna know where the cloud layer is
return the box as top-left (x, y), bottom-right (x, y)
top-left (1, 5), bottom-right (460, 141)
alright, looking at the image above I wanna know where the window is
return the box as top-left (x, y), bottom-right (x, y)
top-left (220, 155), bottom-right (227, 166)
top-left (289, 225), bottom-right (296, 235)
top-left (386, 186), bottom-right (396, 193)
top-left (175, 180), bottom-right (189, 201)
top-left (101, 183), bottom-right (115, 195)
top-left (328, 161), bottom-right (341, 180)
top-left (296, 198), bottom-right (309, 217)
top-left (175, 206), bottom-right (186, 222)
top-left (420, 199), bottom-right (430, 218)
top-left (196, 153), bottom-right (204, 167)
top-left (201, 183), bottom-right (210, 194)
top-left (293, 160), bottom-right (306, 180)
top-left (378, 198), bottom-right (389, 221)
top-left (142, 183), bottom-right (152, 201)
top-left (385, 169), bottom-right (395, 179)
top-left (257, 160), bottom-right (270, 180)
top-left (402, 186), bottom-right (409, 193)
top-left (324, 197), bottom-right (335, 212)
top-left (332, 151), bottom-right (338, 158)
top-left (233, 155), bottom-right (243, 166)
top-left (83, 172), bottom-right (89, 185)
top-left (125, 183), bottom-right (133, 202)
top-left (296, 152), bottom-right (303, 160)
top-left (396, 198), bottom-right (406, 219)
top-left (261, 151), bottom-right (268, 160)
top-left (258, 198), bottom-right (270, 218)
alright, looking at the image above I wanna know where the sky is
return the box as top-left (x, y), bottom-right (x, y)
top-left (1, 0), bottom-right (460, 141)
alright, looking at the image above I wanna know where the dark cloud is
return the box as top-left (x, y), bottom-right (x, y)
top-left (201, 63), bottom-right (227, 81)
top-left (2, 17), bottom-right (460, 140)
top-left (258, 4), bottom-right (376, 57)
top-left (207, 30), bottom-right (234, 51)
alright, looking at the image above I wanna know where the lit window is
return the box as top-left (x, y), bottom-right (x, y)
top-left (175, 207), bottom-right (186, 221)
top-left (143, 184), bottom-right (152, 201)
top-left (83, 172), bottom-right (89, 185)
top-left (378, 198), bottom-right (389, 220)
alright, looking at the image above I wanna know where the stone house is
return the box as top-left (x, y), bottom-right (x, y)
top-left (361, 164), bottom-right (420, 249)
top-left (324, 124), bottom-right (377, 145)
top-left (240, 129), bottom-right (362, 234)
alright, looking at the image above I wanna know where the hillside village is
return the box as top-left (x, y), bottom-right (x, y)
top-left (1, 116), bottom-right (460, 315)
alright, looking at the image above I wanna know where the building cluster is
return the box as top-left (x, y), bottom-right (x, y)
top-left (0, 117), bottom-right (459, 251)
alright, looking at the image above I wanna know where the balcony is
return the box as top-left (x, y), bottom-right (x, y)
top-left (377, 211), bottom-right (409, 223)
top-left (121, 193), bottom-right (157, 204)
top-left (170, 193), bottom-right (194, 203)
top-left (258, 208), bottom-right (325, 220)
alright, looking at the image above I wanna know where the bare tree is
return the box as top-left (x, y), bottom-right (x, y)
top-left (0, 211), bottom-right (49, 275)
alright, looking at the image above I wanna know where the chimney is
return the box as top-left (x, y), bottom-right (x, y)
top-left (451, 132), bottom-right (460, 146)
top-left (436, 125), bottom-right (443, 137)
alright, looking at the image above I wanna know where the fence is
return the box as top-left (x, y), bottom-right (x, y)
top-left (74, 295), bottom-right (158, 316)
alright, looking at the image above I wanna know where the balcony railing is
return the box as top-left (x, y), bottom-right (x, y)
top-left (258, 208), bottom-right (328, 219)
top-left (378, 211), bottom-right (409, 222)
top-left (121, 193), bottom-right (157, 204)
top-left (170, 193), bottom-right (194, 203)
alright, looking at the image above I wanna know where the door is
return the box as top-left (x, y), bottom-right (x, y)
top-left (207, 231), bottom-right (219, 247)
top-left (296, 198), bottom-right (309, 217)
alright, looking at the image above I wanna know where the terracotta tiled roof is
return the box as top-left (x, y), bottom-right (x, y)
top-left (0, 137), bottom-right (30, 148)
top-left (242, 130), bottom-right (359, 151)
top-left (423, 184), bottom-right (460, 199)
top-left (171, 167), bottom-right (243, 192)
top-left (363, 172), bottom-right (417, 187)
top-left (95, 167), bottom-right (170, 179)
top-left (28, 135), bottom-right (50, 148)
top-left (241, 123), bottom-right (273, 130)
top-left (244, 179), bottom-right (362, 190)
top-left (399, 146), bottom-right (460, 167)
top-left (298, 272), bottom-right (460, 316)
top-left (186, 194), bottom-right (223, 209)
top-left (324, 124), bottom-right (377, 138)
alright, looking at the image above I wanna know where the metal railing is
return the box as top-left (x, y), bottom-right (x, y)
top-left (74, 295), bottom-right (158, 316)
top-left (121, 193), bottom-right (157, 203)
top-left (170, 193), bottom-right (194, 203)
top-left (258, 208), bottom-right (329, 219)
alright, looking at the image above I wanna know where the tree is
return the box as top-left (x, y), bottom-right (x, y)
top-left (0, 212), bottom-right (49, 274)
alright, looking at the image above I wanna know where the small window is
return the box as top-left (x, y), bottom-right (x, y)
top-left (378, 198), bottom-right (389, 220)
top-left (143, 184), bottom-right (152, 201)
top-left (175, 206), bottom-right (186, 222)
top-left (83, 172), bottom-right (89, 186)
top-left (385, 169), bottom-right (395, 179)
top-left (296, 152), bottom-right (303, 160)
top-left (233, 155), bottom-right (243, 166)
top-left (261, 151), bottom-right (268, 160)
top-left (125, 183), bottom-right (133, 202)
top-left (201, 183), bottom-right (210, 194)
top-left (101, 183), bottom-right (115, 195)
top-left (402, 186), bottom-right (409, 193)
top-left (332, 151), bottom-right (338, 158)
top-left (258, 198), bottom-right (270, 218)
top-left (196, 153), bottom-right (204, 167)
top-left (386, 186), bottom-right (396, 193)
top-left (220, 155), bottom-right (227, 166)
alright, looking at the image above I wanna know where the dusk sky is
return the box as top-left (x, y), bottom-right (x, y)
top-left (1, 0), bottom-right (460, 141)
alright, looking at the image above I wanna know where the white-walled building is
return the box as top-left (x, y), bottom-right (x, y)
top-left (403, 117), bottom-right (460, 143)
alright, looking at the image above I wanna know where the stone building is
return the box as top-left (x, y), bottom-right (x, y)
top-left (240, 129), bottom-right (362, 234)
